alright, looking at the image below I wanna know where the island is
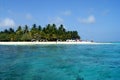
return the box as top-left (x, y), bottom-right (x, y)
top-left (0, 24), bottom-right (97, 45)
top-left (0, 24), bottom-right (80, 41)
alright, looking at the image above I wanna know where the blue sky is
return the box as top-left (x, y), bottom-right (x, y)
top-left (0, 0), bottom-right (120, 42)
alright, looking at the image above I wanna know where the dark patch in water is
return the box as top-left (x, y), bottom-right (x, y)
top-left (33, 75), bottom-right (42, 80)
top-left (109, 66), bottom-right (116, 68)
top-left (78, 69), bottom-right (82, 73)
top-left (76, 76), bottom-right (84, 80)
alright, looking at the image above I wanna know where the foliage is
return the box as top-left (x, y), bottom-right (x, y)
top-left (0, 24), bottom-right (80, 41)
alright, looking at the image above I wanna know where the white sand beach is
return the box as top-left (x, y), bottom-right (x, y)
top-left (0, 41), bottom-right (111, 45)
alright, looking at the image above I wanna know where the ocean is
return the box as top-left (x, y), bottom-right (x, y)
top-left (0, 43), bottom-right (120, 80)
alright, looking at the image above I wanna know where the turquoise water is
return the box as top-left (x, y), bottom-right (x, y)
top-left (0, 43), bottom-right (120, 80)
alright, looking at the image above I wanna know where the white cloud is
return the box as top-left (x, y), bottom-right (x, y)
top-left (26, 13), bottom-right (32, 20)
top-left (62, 10), bottom-right (71, 16)
top-left (78, 15), bottom-right (95, 24)
top-left (49, 16), bottom-right (64, 25)
top-left (0, 18), bottom-right (15, 27)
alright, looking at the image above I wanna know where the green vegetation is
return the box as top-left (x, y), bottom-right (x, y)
top-left (0, 24), bottom-right (80, 41)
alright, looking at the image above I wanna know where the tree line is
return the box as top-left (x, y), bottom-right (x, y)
top-left (0, 24), bottom-right (80, 41)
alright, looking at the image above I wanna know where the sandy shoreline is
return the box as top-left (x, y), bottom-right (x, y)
top-left (0, 42), bottom-right (112, 45)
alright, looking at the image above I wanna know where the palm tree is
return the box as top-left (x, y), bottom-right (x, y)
top-left (16, 26), bottom-right (23, 41)
top-left (38, 25), bottom-right (42, 31)
top-left (0, 24), bottom-right (81, 41)
top-left (24, 25), bottom-right (29, 33)
top-left (9, 28), bottom-right (14, 33)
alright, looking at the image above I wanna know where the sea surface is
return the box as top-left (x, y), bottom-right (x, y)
top-left (0, 43), bottom-right (120, 80)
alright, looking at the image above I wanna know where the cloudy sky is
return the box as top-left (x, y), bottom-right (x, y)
top-left (0, 0), bottom-right (120, 42)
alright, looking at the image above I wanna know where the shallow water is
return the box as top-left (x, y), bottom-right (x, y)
top-left (0, 43), bottom-right (120, 80)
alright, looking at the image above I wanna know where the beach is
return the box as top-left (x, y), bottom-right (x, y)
top-left (0, 41), bottom-right (111, 45)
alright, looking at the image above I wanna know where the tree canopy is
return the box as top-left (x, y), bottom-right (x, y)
top-left (0, 24), bottom-right (80, 41)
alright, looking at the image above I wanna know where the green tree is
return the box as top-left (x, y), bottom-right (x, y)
top-left (38, 25), bottom-right (42, 31)
top-left (9, 28), bottom-right (14, 33)
top-left (58, 24), bottom-right (66, 40)
top-left (4, 29), bottom-right (9, 33)
top-left (30, 24), bottom-right (40, 40)
top-left (16, 26), bottom-right (23, 41)
top-left (21, 32), bottom-right (32, 41)
top-left (0, 24), bottom-right (81, 41)
top-left (24, 25), bottom-right (29, 33)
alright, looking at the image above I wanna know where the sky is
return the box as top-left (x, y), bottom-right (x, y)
top-left (0, 0), bottom-right (120, 42)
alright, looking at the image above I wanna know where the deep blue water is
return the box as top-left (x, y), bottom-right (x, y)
top-left (0, 43), bottom-right (120, 80)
